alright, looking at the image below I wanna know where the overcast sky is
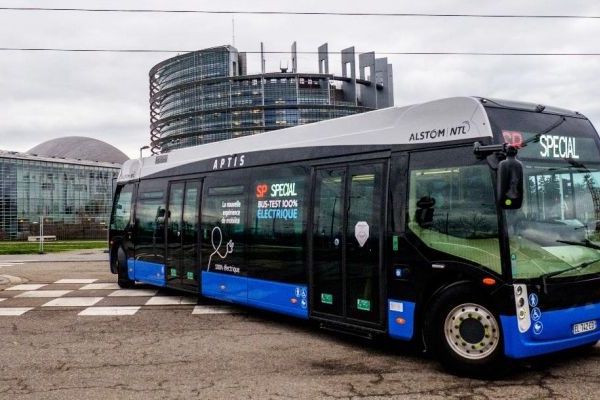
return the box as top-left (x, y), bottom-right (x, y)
top-left (1, 0), bottom-right (600, 159)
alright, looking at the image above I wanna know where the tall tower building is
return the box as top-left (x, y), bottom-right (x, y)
top-left (149, 43), bottom-right (394, 153)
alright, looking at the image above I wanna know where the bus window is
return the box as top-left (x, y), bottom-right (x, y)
top-left (248, 166), bottom-right (308, 283)
top-left (408, 151), bottom-right (501, 274)
top-left (135, 181), bottom-right (167, 264)
top-left (201, 180), bottom-right (247, 275)
top-left (110, 184), bottom-right (133, 230)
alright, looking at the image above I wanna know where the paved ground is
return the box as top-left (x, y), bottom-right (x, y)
top-left (1, 251), bottom-right (600, 399)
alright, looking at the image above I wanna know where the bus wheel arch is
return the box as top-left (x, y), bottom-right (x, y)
top-left (424, 282), bottom-right (505, 376)
top-left (115, 245), bottom-right (135, 288)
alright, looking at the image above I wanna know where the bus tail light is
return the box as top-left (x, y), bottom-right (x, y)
top-left (513, 284), bottom-right (531, 333)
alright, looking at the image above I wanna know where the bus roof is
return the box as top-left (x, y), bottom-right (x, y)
top-left (119, 96), bottom-right (494, 182)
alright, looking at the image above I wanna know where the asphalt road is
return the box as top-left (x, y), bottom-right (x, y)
top-left (0, 251), bottom-right (599, 399)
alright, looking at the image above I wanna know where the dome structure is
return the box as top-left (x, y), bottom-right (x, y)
top-left (27, 136), bottom-right (129, 164)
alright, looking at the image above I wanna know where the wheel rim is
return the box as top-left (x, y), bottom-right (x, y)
top-left (444, 303), bottom-right (500, 360)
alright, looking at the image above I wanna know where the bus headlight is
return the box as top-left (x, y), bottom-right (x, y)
top-left (513, 284), bottom-right (531, 333)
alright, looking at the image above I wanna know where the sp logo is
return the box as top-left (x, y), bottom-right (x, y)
top-left (256, 184), bottom-right (269, 198)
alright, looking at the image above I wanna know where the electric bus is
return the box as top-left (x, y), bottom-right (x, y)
top-left (109, 96), bottom-right (600, 374)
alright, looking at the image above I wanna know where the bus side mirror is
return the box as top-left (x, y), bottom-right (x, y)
top-left (497, 148), bottom-right (523, 209)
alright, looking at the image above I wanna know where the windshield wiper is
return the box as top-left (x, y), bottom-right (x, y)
top-left (520, 116), bottom-right (566, 148)
top-left (538, 256), bottom-right (600, 294)
top-left (556, 239), bottom-right (600, 250)
top-left (540, 257), bottom-right (600, 281)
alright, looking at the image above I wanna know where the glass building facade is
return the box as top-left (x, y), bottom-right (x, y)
top-left (0, 150), bottom-right (121, 240)
top-left (150, 44), bottom-right (394, 153)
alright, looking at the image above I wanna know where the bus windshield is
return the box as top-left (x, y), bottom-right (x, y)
top-left (487, 107), bottom-right (600, 280)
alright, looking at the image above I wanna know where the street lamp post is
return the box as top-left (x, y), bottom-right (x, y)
top-left (139, 145), bottom-right (150, 159)
top-left (39, 216), bottom-right (44, 254)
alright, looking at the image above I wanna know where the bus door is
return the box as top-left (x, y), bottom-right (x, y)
top-left (311, 162), bottom-right (385, 328)
top-left (166, 179), bottom-right (202, 290)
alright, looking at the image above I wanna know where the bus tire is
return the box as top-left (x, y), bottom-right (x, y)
top-left (425, 284), bottom-right (506, 377)
top-left (116, 247), bottom-right (135, 289)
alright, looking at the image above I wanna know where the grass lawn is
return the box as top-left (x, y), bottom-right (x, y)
top-left (0, 241), bottom-right (108, 255)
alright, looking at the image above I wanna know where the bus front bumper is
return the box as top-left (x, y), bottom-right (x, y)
top-left (500, 301), bottom-right (600, 359)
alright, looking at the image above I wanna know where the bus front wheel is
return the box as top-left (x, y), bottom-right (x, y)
top-left (426, 285), bottom-right (505, 376)
top-left (116, 247), bottom-right (135, 289)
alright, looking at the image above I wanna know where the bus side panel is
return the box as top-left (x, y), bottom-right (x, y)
top-left (201, 271), bottom-right (309, 318)
top-left (501, 301), bottom-right (600, 359)
top-left (130, 258), bottom-right (166, 287)
top-left (387, 153), bottom-right (420, 341)
top-left (387, 299), bottom-right (416, 340)
top-left (201, 271), bottom-right (247, 304)
top-left (247, 276), bottom-right (308, 319)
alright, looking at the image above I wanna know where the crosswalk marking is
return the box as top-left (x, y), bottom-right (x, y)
top-left (0, 307), bottom-right (33, 316)
top-left (79, 283), bottom-right (120, 290)
top-left (145, 296), bottom-right (197, 306)
top-left (79, 306), bottom-right (140, 316)
top-left (15, 290), bottom-right (72, 298)
top-left (0, 260), bottom-right (35, 263)
top-left (192, 305), bottom-right (237, 315)
top-left (42, 297), bottom-right (103, 307)
top-left (108, 289), bottom-right (158, 297)
top-left (54, 279), bottom-right (98, 284)
top-left (0, 262), bottom-right (24, 266)
top-left (1, 279), bottom-right (245, 318)
top-left (6, 284), bottom-right (46, 291)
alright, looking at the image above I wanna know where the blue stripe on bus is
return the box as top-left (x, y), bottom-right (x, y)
top-left (201, 271), bottom-right (247, 303)
top-left (201, 271), bottom-right (309, 319)
top-left (128, 258), bottom-right (166, 287)
top-left (388, 300), bottom-right (416, 340)
top-left (247, 276), bottom-right (308, 319)
top-left (500, 301), bottom-right (600, 359)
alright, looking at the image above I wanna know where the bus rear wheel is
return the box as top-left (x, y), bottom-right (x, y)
top-left (426, 285), bottom-right (505, 376)
top-left (116, 247), bottom-right (135, 289)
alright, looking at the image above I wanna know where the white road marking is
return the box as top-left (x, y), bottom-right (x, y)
top-left (6, 284), bottom-right (46, 291)
top-left (145, 296), bottom-right (197, 306)
top-left (54, 279), bottom-right (98, 284)
top-left (0, 298), bottom-right (6, 302)
top-left (108, 289), bottom-right (158, 297)
top-left (79, 306), bottom-right (140, 316)
top-left (42, 297), bottom-right (103, 307)
top-left (79, 283), bottom-right (120, 290)
top-left (192, 305), bottom-right (237, 315)
top-left (0, 260), bottom-right (35, 263)
top-left (0, 307), bottom-right (33, 316)
top-left (15, 290), bottom-right (72, 298)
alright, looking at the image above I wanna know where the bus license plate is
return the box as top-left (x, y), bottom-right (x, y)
top-left (573, 320), bottom-right (597, 335)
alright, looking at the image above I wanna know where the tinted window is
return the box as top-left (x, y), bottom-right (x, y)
top-left (248, 166), bottom-right (308, 282)
top-left (408, 149), bottom-right (501, 273)
top-left (110, 184), bottom-right (133, 230)
top-left (201, 179), bottom-right (247, 275)
top-left (135, 180), bottom-right (167, 264)
top-left (486, 108), bottom-right (600, 162)
top-left (345, 166), bottom-right (383, 322)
